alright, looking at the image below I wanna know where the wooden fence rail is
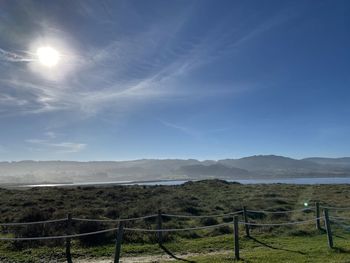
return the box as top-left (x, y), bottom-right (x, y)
top-left (0, 204), bottom-right (346, 262)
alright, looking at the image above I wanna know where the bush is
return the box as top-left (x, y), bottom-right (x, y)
top-left (183, 206), bottom-right (201, 215)
top-left (200, 217), bottom-right (219, 226)
top-left (210, 225), bottom-right (233, 236)
top-left (11, 208), bottom-right (62, 249)
top-left (77, 221), bottom-right (114, 246)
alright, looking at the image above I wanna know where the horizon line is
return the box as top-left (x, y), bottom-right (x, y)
top-left (1, 154), bottom-right (350, 163)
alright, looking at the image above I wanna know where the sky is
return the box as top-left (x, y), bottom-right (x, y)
top-left (0, 0), bottom-right (349, 161)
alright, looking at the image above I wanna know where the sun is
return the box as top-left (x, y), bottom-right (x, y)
top-left (36, 46), bottom-right (60, 67)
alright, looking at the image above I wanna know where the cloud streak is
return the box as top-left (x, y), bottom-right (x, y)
top-left (160, 120), bottom-right (200, 139)
top-left (0, 48), bottom-right (33, 62)
top-left (0, 1), bottom-right (295, 122)
top-left (26, 135), bottom-right (86, 153)
top-left (160, 120), bottom-right (234, 141)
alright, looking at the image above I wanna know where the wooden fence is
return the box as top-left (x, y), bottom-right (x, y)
top-left (0, 202), bottom-right (349, 262)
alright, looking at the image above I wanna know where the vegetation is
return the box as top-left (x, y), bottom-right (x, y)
top-left (0, 180), bottom-right (350, 262)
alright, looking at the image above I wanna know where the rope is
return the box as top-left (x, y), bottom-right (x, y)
top-left (0, 214), bottom-right (332, 241)
top-left (0, 222), bottom-right (234, 240)
top-left (124, 222), bottom-right (233, 232)
top-left (239, 218), bottom-right (319, 226)
top-left (0, 227), bottom-right (119, 241)
top-left (1, 217), bottom-right (319, 240)
top-left (247, 208), bottom-right (313, 214)
top-left (320, 206), bottom-right (350, 211)
top-left (330, 220), bottom-right (350, 231)
top-left (0, 218), bottom-right (67, 227)
top-left (162, 210), bottom-right (243, 218)
top-left (329, 216), bottom-right (350, 221)
top-left (0, 206), bottom-right (319, 226)
top-left (72, 214), bottom-right (157, 223)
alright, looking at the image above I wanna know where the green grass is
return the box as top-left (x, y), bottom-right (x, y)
top-left (1, 231), bottom-right (349, 262)
top-left (181, 234), bottom-right (350, 263)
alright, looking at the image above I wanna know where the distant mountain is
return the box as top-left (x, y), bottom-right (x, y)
top-left (1, 155), bottom-right (350, 185)
top-left (176, 164), bottom-right (250, 179)
top-left (219, 155), bottom-right (322, 174)
top-left (0, 159), bottom-right (200, 184)
top-left (303, 157), bottom-right (350, 168)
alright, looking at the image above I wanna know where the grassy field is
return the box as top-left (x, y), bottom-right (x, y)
top-left (0, 180), bottom-right (350, 262)
top-left (1, 231), bottom-right (350, 262)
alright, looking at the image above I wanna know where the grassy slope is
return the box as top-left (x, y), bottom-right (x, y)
top-left (1, 232), bottom-right (350, 262)
top-left (1, 180), bottom-right (350, 222)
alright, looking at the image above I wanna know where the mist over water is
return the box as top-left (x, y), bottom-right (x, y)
top-left (21, 177), bottom-right (350, 188)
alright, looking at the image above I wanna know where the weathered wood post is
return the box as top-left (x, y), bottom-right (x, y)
top-left (243, 206), bottom-right (250, 237)
top-left (324, 209), bottom-right (333, 248)
top-left (114, 221), bottom-right (124, 263)
top-left (234, 216), bottom-right (240, 260)
top-left (65, 213), bottom-right (73, 263)
top-left (157, 209), bottom-right (163, 246)
top-left (315, 202), bottom-right (321, 230)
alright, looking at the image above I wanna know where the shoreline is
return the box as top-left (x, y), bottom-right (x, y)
top-left (3, 176), bottom-right (350, 188)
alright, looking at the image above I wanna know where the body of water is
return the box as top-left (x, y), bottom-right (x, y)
top-left (20, 177), bottom-right (350, 188)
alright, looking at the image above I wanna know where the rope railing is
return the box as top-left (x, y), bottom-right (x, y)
top-left (0, 217), bottom-right (322, 241)
top-left (329, 220), bottom-right (350, 231)
top-left (0, 206), bottom-right (324, 226)
top-left (320, 206), bottom-right (350, 211)
top-left (72, 214), bottom-right (157, 223)
top-left (1, 203), bottom-right (348, 230)
top-left (162, 210), bottom-right (243, 218)
top-left (239, 218), bottom-right (319, 226)
top-left (329, 216), bottom-right (350, 221)
top-left (0, 222), bottom-right (234, 241)
top-left (0, 203), bottom-right (344, 262)
top-left (0, 227), bottom-right (119, 241)
top-left (0, 218), bottom-right (67, 227)
top-left (247, 207), bottom-right (313, 214)
top-left (124, 222), bottom-right (234, 232)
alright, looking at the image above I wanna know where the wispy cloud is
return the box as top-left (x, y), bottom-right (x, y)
top-left (0, 2), bottom-right (295, 121)
top-left (26, 134), bottom-right (86, 153)
top-left (0, 48), bottom-right (33, 62)
top-left (45, 131), bottom-right (57, 139)
top-left (159, 120), bottom-right (234, 140)
top-left (49, 142), bottom-right (86, 153)
top-left (160, 120), bottom-right (200, 139)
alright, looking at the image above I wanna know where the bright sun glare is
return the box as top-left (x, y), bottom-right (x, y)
top-left (36, 46), bottom-right (60, 67)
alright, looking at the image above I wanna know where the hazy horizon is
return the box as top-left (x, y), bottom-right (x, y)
top-left (2, 154), bottom-right (350, 163)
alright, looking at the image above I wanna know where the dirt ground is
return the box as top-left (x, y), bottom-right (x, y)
top-left (75, 250), bottom-right (231, 263)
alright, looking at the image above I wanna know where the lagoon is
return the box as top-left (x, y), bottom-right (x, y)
top-left (21, 177), bottom-right (350, 188)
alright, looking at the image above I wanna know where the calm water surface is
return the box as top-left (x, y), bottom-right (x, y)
top-left (22, 177), bottom-right (350, 187)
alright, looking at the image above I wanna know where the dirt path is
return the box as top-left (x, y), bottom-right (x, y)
top-left (75, 250), bottom-right (232, 263)
top-left (75, 255), bottom-right (176, 263)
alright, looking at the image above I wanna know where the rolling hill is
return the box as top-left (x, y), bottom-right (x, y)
top-left (1, 155), bottom-right (350, 184)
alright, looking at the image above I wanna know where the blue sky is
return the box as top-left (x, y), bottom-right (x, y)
top-left (0, 0), bottom-right (349, 161)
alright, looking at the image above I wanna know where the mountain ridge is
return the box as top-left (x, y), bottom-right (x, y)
top-left (1, 155), bottom-right (350, 184)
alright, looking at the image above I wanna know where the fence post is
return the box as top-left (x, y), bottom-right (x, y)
top-left (315, 202), bottom-right (321, 230)
top-left (114, 221), bottom-right (124, 263)
top-left (243, 206), bottom-right (250, 237)
top-left (65, 213), bottom-right (73, 263)
top-left (234, 216), bottom-right (240, 260)
top-left (324, 209), bottom-right (333, 248)
top-left (157, 209), bottom-right (163, 246)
